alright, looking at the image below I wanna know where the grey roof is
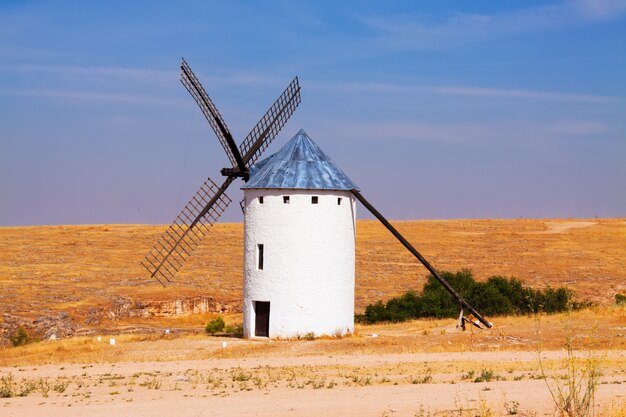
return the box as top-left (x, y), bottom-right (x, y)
top-left (242, 129), bottom-right (358, 191)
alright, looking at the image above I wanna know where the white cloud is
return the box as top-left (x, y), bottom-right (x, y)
top-left (310, 80), bottom-right (622, 104)
top-left (359, 0), bottom-right (626, 50)
top-left (0, 63), bottom-right (176, 85)
top-left (8, 89), bottom-right (185, 106)
top-left (0, 63), bottom-right (292, 91)
top-left (320, 119), bottom-right (610, 147)
top-left (573, 0), bottom-right (626, 20)
top-left (433, 86), bottom-right (621, 104)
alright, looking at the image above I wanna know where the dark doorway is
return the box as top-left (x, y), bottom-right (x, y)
top-left (254, 301), bottom-right (270, 337)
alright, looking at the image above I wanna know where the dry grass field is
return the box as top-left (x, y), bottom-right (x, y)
top-left (1, 218), bottom-right (625, 416)
top-left (1, 218), bottom-right (624, 330)
top-left (1, 306), bottom-right (625, 367)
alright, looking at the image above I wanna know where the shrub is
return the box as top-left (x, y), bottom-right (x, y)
top-left (205, 317), bottom-right (225, 334)
top-left (10, 327), bottom-right (30, 347)
top-left (616, 293), bottom-right (626, 306)
top-left (224, 323), bottom-right (243, 337)
top-left (0, 374), bottom-right (15, 398)
top-left (537, 305), bottom-right (604, 417)
top-left (473, 369), bottom-right (495, 383)
top-left (358, 270), bottom-right (579, 324)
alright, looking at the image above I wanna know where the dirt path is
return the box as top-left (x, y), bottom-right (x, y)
top-left (2, 350), bottom-right (624, 416)
top-left (6, 382), bottom-right (622, 417)
top-left (529, 221), bottom-right (597, 234)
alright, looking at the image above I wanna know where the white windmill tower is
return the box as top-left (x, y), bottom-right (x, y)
top-left (142, 59), bottom-right (492, 339)
top-left (240, 129), bottom-right (358, 338)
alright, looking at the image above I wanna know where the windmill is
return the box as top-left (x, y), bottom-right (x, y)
top-left (142, 59), bottom-right (492, 338)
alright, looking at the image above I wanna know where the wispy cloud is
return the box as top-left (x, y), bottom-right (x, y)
top-left (320, 119), bottom-right (610, 147)
top-left (359, 0), bottom-right (626, 50)
top-left (433, 86), bottom-right (621, 104)
top-left (0, 63), bottom-right (176, 85)
top-left (310, 80), bottom-right (622, 104)
top-left (573, 0), bottom-right (626, 20)
top-left (6, 89), bottom-right (185, 106)
top-left (0, 62), bottom-right (293, 91)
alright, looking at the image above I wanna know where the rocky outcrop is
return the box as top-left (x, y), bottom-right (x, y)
top-left (0, 296), bottom-right (239, 345)
top-left (1, 312), bottom-right (78, 346)
top-left (81, 296), bottom-right (238, 323)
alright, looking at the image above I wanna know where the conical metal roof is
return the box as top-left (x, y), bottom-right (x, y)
top-left (242, 129), bottom-right (358, 191)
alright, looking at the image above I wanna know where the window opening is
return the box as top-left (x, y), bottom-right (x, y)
top-left (311, 196), bottom-right (318, 204)
top-left (257, 244), bottom-right (264, 270)
top-left (259, 196), bottom-right (264, 204)
top-left (283, 196), bottom-right (290, 204)
top-left (337, 197), bottom-right (342, 205)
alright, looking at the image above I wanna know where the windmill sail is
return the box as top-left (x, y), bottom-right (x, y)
top-left (240, 76), bottom-right (301, 166)
top-left (350, 189), bottom-right (493, 329)
top-left (180, 59), bottom-right (245, 171)
top-left (142, 177), bottom-right (233, 285)
top-left (144, 60), bottom-right (301, 285)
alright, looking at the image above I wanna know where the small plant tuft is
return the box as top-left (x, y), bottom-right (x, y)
top-left (224, 323), bottom-right (243, 337)
top-left (537, 301), bottom-right (605, 417)
top-left (205, 317), bottom-right (226, 334)
top-left (0, 374), bottom-right (15, 398)
top-left (473, 369), bottom-right (495, 383)
top-left (10, 326), bottom-right (30, 347)
top-left (505, 400), bottom-right (520, 415)
top-left (232, 371), bottom-right (251, 382)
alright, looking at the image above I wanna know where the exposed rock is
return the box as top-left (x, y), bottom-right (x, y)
top-left (0, 296), bottom-right (239, 345)
top-left (0, 312), bottom-right (77, 346)
top-left (82, 296), bottom-right (238, 324)
top-left (104, 296), bottom-right (237, 320)
top-left (84, 308), bottom-right (101, 325)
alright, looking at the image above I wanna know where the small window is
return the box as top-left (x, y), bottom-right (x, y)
top-left (257, 244), bottom-right (264, 270)
top-left (283, 196), bottom-right (290, 204)
top-left (337, 198), bottom-right (342, 205)
top-left (311, 196), bottom-right (318, 204)
top-left (259, 196), bottom-right (264, 204)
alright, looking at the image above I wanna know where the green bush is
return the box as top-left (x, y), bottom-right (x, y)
top-left (224, 323), bottom-right (243, 337)
top-left (616, 293), bottom-right (626, 306)
top-left (357, 269), bottom-right (578, 324)
top-left (205, 316), bottom-right (225, 334)
top-left (10, 327), bottom-right (30, 347)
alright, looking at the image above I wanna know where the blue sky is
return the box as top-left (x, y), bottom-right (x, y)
top-left (1, 0), bottom-right (625, 226)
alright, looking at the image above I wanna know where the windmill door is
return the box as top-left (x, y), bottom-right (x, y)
top-left (254, 301), bottom-right (270, 337)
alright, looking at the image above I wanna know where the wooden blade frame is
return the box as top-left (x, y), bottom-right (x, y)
top-left (180, 59), bottom-right (245, 173)
top-left (240, 76), bottom-right (301, 166)
top-left (142, 177), bottom-right (233, 286)
top-left (144, 64), bottom-right (301, 285)
top-left (351, 189), bottom-right (493, 329)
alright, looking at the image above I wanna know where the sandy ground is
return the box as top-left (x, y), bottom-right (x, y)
top-left (2, 349), bottom-right (625, 416)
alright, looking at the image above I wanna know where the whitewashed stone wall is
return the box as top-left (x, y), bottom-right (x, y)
top-left (242, 188), bottom-right (356, 338)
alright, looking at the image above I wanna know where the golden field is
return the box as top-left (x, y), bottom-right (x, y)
top-left (1, 218), bottom-right (624, 326)
top-left (0, 219), bottom-right (626, 318)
